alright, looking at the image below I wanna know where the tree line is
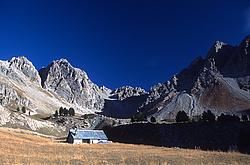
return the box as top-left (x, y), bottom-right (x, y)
top-left (175, 110), bottom-right (249, 123)
top-left (131, 110), bottom-right (249, 124)
top-left (54, 107), bottom-right (75, 118)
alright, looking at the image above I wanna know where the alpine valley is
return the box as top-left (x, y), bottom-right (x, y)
top-left (0, 35), bottom-right (250, 136)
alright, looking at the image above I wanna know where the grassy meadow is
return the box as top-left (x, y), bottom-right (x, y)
top-left (0, 127), bottom-right (249, 165)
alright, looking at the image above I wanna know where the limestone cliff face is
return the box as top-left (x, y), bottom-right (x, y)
top-left (0, 57), bottom-right (68, 133)
top-left (0, 57), bottom-right (77, 115)
top-left (39, 59), bottom-right (110, 111)
top-left (0, 83), bottom-right (32, 108)
top-left (8, 56), bottom-right (41, 85)
top-left (0, 57), bottom-right (40, 109)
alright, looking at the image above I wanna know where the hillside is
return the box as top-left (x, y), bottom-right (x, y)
top-left (0, 127), bottom-right (249, 165)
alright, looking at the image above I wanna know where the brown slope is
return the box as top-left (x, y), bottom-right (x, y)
top-left (197, 77), bottom-right (250, 115)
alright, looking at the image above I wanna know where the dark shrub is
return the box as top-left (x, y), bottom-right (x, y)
top-left (241, 115), bottom-right (248, 122)
top-left (202, 110), bottom-right (215, 122)
top-left (176, 111), bottom-right (189, 123)
top-left (21, 107), bottom-right (26, 113)
top-left (232, 114), bottom-right (240, 122)
top-left (59, 107), bottom-right (64, 116)
top-left (217, 113), bottom-right (240, 122)
top-left (130, 116), bottom-right (135, 123)
top-left (69, 107), bottom-right (75, 116)
top-left (54, 110), bottom-right (58, 118)
top-left (150, 116), bottom-right (156, 123)
top-left (63, 108), bottom-right (69, 116)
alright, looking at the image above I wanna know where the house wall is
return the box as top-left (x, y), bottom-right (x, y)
top-left (91, 140), bottom-right (99, 144)
top-left (90, 139), bottom-right (108, 144)
top-left (71, 139), bottom-right (108, 144)
top-left (73, 139), bottom-right (82, 144)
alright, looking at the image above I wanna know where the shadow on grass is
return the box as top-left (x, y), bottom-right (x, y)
top-left (104, 122), bottom-right (250, 154)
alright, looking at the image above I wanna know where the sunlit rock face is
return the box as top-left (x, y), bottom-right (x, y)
top-left (0, 56), bottom-right (40, 109)
top-left (0, 56), bottom-right (41, 86)
top-left (110, 86), bottom-right (147, 101)
top-left (9, 56), bottom-right (42, 85)
top-left (39, 59), bottom-right (110, 111)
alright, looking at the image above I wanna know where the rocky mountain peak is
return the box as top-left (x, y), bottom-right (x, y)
top-left (8, 56), bottom-right (41, 85)
top-left (53, 58), bottom-right (88, 79)
top-left (100, 86), bottom-right (112, 96)
top-left (239, 35), bottom-right (250, 56)
top-left (55, 58), bottom-right (69, 63)
top-left (207, 41), bottom-right (234, 59)
top-left (39, 59), bottom-right (108, 112)
top-left (214, 41), bottom-right (227, 53)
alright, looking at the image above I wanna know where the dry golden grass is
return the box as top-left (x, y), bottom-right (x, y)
top-left (0, 127), bottom-right (249, 165)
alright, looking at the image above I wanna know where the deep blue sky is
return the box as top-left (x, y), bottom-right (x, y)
top-left (0, 0), bottom-right (250, 90)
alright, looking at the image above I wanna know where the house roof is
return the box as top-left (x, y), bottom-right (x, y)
top-left (69, 129), bottom-right (108, 140)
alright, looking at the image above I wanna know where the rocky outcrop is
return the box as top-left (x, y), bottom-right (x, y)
top-left (0, 56), bottom-right (41, 86)
top-left (8, 56), bottom-right (41, 85)
top-left (206, 36), bottom-right (250, 78)
top-left (0, 105), bottom-right (66, 135)
top-left (0, 57), bottom-right (82, 116)
top-left (144, 76), bottom-right (177, 105)
top-left (0, 57), bottom-right (41, 109)
top-left (39, 59), bottom-right (110, 111)
top-left (140, 36), bottom-right (250, 120)
top-left (0, 83), bottom-right (31, 108)
top-left (110, 86), bottom-right (147, 100)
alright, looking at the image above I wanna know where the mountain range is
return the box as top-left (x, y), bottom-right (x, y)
top-left (0, 35), bottom-right (250, 133)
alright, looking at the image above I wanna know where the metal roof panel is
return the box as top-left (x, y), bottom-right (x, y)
top-left (69, 129), bottom-right (108, 140)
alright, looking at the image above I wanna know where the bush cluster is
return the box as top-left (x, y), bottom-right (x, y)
top-left (176, 111), bottom-right (189, 123)
top-left (54, 107), bottom-right (75, 118)
top-left (16, 106), bottom-right (26, 113)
